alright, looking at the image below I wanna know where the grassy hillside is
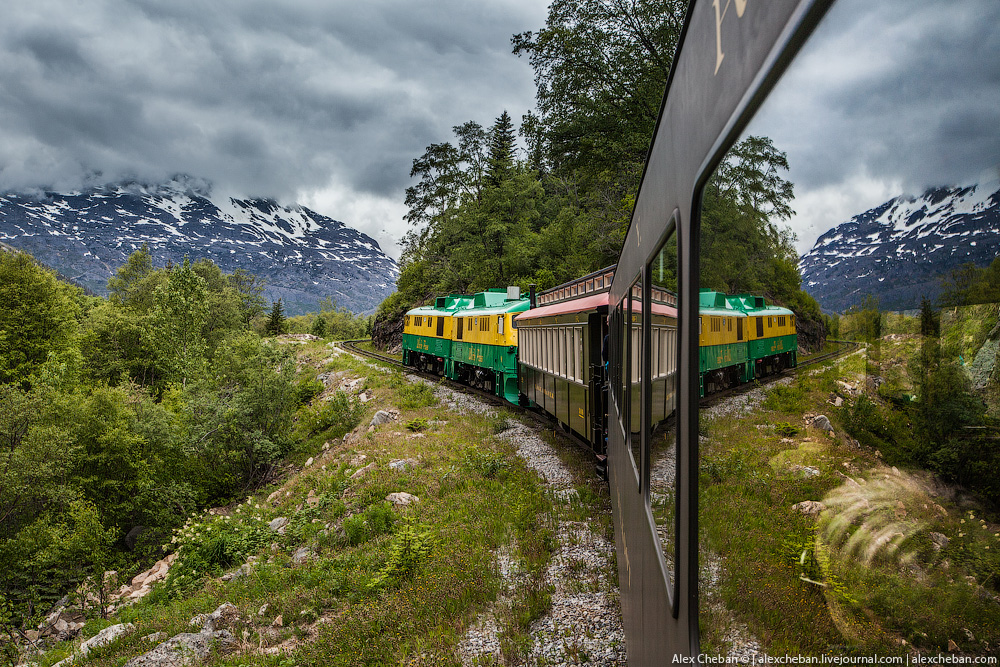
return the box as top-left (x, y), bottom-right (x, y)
top-left (11, 342), bottom-right (623, 667)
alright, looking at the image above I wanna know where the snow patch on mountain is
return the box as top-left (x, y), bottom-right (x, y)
top-left (0, 178), bottom-right (399, 315)
top-left (799, 181), bottom-right (1000, 313)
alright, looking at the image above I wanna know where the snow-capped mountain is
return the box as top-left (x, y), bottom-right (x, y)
top-left (799, 181), bottom-right (1000, 313)
top-left (0, 178), bottom-right (399, 315)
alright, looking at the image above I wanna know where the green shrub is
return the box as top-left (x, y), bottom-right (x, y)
top-left (775, 421), bottom-right (799, 437)
top-left (343, 502), bottom-right (396, 546)
top-left (464, 449), bottom-right (510, 480)
top-left (404, 417), bottom-right (429, 432)
top-left (158, 510), bottom-right (271, 598)
top-left (369, 522), bottom-right (434, 589)
top-left (295, 391), bottom-right (363, 439)
top-left (764, 384), bottom-right (807, 413)
top-left (295, 377), bottom-right (325, 406)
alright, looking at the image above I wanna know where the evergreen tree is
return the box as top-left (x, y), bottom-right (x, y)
top-left (266, 299), bottom-right (288, 336)
top-left (919, 295), bottom-right (939, 337)
top-left (486, 110), bottom-right (517, 187)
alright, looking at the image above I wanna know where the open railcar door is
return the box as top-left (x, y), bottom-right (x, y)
top-left (606, 0), bottom-right (834, 662)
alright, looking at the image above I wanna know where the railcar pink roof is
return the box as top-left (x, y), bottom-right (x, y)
top-left (515, 292), bottom-right (609, 321)
top-left (515, 292), bottom-right (678, 320)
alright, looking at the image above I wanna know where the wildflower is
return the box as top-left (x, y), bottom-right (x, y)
top-left (961, 519), bottom-right (966, 524)
top-left (959, 532), bottom-right (965, 537)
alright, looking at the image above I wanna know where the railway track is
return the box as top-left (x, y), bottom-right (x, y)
top-left (337, 339), bottom-right (608, 459)
top-left (341, 337), bottom-right (858, 416)
top-left (695, 338), bottom-right (858, 410)
top-left (338, 339), bottom-right (533, 416)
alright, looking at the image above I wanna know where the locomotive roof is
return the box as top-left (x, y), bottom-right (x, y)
top-left (456, 298), bottom-right (531, 316)
top-left (698, 290), bottom-right (745, 317)
top-left (725, 293), bottom-right (794, 316)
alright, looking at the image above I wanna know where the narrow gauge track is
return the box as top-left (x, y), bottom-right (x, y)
top-left (341, 337), bottom-right (858, 427)
top-left (338, 338), bottom-right (535, 418)
top-left (699, 338), bottom-right (858, 411)
top-left (338, 339), bottom-right (609, 456)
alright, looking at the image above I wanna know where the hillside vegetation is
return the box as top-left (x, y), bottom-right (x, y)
top-left (0, 246), bottom-right (362, 648)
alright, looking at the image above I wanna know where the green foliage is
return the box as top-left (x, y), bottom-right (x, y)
top-left (227, 269), bottom-right (268, 325)
top-left (512, 0), bottom-right (686, 177)
top-left (107, 243), bottom-right (157, 311)
top-left (294, 391), bottom-right (363, 441)
top-left (343, 502), bottom-right (396, 547)
top-left (368, 521), bottom-right (434, 589)
top-left (153, 257), bottom-right (208, 387)
top-left (404, 417), bottom-right (429, 432)
top-left (289, 297), bottom-right (369, 340)
top-left (774, 422), bottom-right (800, 438)
top-left (265, 299), bottom-right (288, 336)
top-left (764, 383), bottom-right (808, 414)
top-left (309, 314), bottom-right (327, 338)
top-left (842, 295), bottom-right (882, 342)
top-left (940, 257), bottom-right (1000, 307)
top-left (386, 373), bottom-right (437, 409)
top-left (160, 510), bottom-right (271, 598)
top-left (0, 252), bottom-right (81, 388)
top-left (295, 376), bottom-right (325, 406)
top-left (183, 332), bottom-right (299, 497)
top-left (464, 449), bottom-right (511, 480)
top-left (919, 296), bottom-right (940, 337)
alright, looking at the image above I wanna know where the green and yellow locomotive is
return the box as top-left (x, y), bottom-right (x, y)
top-left (402, 288), bottom-right (530, 403)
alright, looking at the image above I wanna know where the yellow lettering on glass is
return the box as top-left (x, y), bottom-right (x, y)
top-left (713, 0), bottom-right (749, 75)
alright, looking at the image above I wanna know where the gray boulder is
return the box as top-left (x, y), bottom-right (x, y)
top-left (123, 630), bottom-right (235, 667)
top-left (811, 415), bottom-right (833, 432)
top-left (81, 623), bottom-right (135, 656)
top-left (370, 410), bottom-right (396, 427)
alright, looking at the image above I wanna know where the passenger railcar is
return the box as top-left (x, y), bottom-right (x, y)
top-left (515, 267), bottom-right (616, 455)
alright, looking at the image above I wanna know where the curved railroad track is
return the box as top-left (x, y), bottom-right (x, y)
top-left (341, 337), bottom-right (859, 415)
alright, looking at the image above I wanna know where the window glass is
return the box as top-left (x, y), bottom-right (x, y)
top-left (648, 224), bottom-right (678, 604)
top-left (697, 0), bottom-right (1000, 653)
top-left (628, 280), bottom-right (643, 477)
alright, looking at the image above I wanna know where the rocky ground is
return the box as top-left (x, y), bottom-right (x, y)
top-left (428, 380), bottom-right (628, 666)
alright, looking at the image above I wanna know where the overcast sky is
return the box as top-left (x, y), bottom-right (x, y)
top-left (0, 0), bottom-right (547, 258)
top-left (743, 0), bottom-right (1000, 254)
top-left (1, 0), bottom-right (997, 262)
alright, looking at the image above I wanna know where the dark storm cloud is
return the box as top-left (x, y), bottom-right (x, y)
top-left (0, 0), bottom-right (544, 205)
top-left (753, 0), bottom-right (1000, 189)
top-left (742, 0), bottom-right (1000, 249)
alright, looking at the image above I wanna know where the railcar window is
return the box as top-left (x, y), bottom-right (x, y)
top-left (415, 316), bottom-right (422, 327)
top-left (694, 0), bottom-right (1000, 653)
top-left (497, 316), bottom-right (503, 336)
top-left (617, 297), bottom-right (629, 433)
top-left (627, 279), bottom-right (643, 483)
top-left (646, 222), bottom-right (678, 602)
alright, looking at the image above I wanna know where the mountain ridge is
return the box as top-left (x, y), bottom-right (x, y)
top-left (798, 181), bottom-right (1000, 312)
top-left (0, 177), bottom-right (399, 315)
